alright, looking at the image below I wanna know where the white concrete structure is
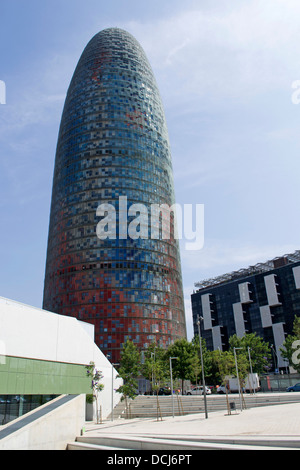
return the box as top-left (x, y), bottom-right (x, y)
top-left (0, 395), bottom-right (86, 450)
top-left (0, 296), bottom-right (122, 419)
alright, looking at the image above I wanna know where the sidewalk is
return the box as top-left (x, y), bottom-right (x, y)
top-left (84, 401), bottom-right (300, 440)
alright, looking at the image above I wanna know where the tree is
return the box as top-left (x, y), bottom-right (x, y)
top-left (280, 316), bottom-right (300, 373)
top-left (210, 349), bottom-right (236, 413)
top-left (188, 347), bottom-right (201, 386)
top-left (116, 340), bottom-right (140, 417)
top-left (210, 349), bottom-right (236, 384)
top-left (229, 333), bottom-right (271, 375)
top-left (166, 338), bottom-right (197, 394)
top-left (86, 361), bottom-right (104, 423)
top-left (141, 343), bottom-right (169, 420)
top-left (141, 342), bottom-right (168, 393)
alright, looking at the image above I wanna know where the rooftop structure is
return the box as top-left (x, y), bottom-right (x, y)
top-left (195, 250), bottom-right (300, 290)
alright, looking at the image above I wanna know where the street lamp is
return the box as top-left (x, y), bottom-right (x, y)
top-left (169, 357), bottom-right (178, 418)
top-left (233, 347), bottom-right (243, 411)
top-left (151, 352), bottom-right (155, 393)
top-left (197, 316), bottom-right (208, 419)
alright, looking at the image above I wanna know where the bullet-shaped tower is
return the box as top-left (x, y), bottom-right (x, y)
top-left (43, 28), bottom-right (186, 362)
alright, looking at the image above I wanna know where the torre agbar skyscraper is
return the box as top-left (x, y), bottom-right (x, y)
top-left (43, 28), bottom-right (186, 362)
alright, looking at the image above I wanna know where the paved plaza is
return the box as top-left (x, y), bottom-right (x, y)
top-left (79, 400), bottom-right (300, 450)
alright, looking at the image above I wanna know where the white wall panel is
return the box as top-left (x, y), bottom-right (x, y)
top-left (212, 326), bottom-right (223, 350)
top-left (238, 282), bottom-right (252, 304)
top-left (201, 293), bottom-right (213, 330)
top-left (233, 302), bottom-right (246, 337)
top-left (272, 322), bottom-right (287, 369)
top-left (264, 274), bottom-right (281, 306)
top-left (293, 266), bottom-right (300, 289)
top-left (0, 296), bottom-right (122, 418)
top-left (260, 305), bottom-right (273, 328)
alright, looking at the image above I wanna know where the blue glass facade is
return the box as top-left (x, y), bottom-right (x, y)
top-left (192, 253), bottom-right (300, 371)
top-left (43, 28), bottom-right (186, 362)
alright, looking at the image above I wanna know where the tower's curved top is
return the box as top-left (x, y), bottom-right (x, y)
top-left (60, 27), bottom-right (171, 164)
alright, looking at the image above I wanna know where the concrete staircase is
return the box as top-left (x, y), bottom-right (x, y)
top-left (105, 398), bottom-right (128, 420)
top-left (67, 393), bottom-right (300, 451)
top-left (112, 392), bottom-right (300, 419)
top-left (67, 433), bottom-right (300, 451)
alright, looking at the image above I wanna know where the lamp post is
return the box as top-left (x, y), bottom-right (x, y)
top-left (151, 352), bottom-right (155, 393)
top-left (169, 357), bottom-right (178, 418)
top-left (234, 347), bottom-right (243, 411)
top-left (197, 316), bottom-right (208, 419)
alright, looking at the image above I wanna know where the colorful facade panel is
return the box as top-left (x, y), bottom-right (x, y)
top-left (43, 28), bottom-right (186, 362)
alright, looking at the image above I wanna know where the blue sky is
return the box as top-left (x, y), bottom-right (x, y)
top-left (1, 0), bottom-right (300, 339)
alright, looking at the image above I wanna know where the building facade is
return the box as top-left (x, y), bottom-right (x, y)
top-left (191, 251), bottom-right (300, 372)
top-left (43, 28), bottom-right (186, 362)
top-left (0, 296), bottom-right (122, 426)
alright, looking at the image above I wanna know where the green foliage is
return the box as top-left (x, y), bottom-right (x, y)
top-left (116, 339), bottom-right (140, 401)
top-left (294, 316), bottom-right (300, 337)
top-left (165, 338), bottom-right (198, 391)
top-left (85, 361), bottom-right (104, 423)
top-left (229, 333), bottom-right (271, 375)
top-left (141, 342), bottom-right (168, 392)
top-left (112, 332), bottom-right (275, 398)
top-left (86, 394), bottom-right (94, 404)
top-left (86, 361), bottom-right (104, 396)
top-left (191, 335), bottom-right (212, 383)
top-left (118, 339), bottom-right (140, 377)
top-left (210, 349), bottom-right (236, 384)
top-left (162, 333), bottom-right (271, 391)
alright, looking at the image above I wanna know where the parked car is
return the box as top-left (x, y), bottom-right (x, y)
top-left (286, 383), bottom-right (300, 392)
top-left (158, 387), bottom-right (172, 395)
top-left (186, 386), bottom-right (211, 395)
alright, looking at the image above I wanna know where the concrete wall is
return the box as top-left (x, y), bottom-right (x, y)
top-left (0, 395), bottom-right (85, 450)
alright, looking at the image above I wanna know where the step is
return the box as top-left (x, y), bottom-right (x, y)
top-left (144, 434), bottom-right (300, 449)
top-left (110, 394), bottom-right (300, 421)
top-left (71, 434), bottom-right (297, 451)
top-left (67, 441), bottom-right (130, 451)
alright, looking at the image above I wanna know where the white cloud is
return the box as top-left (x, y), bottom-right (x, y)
top-left (125, 0), bottom-right (300, 107)
top-left (166, 38), bottom-right (191, 66)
